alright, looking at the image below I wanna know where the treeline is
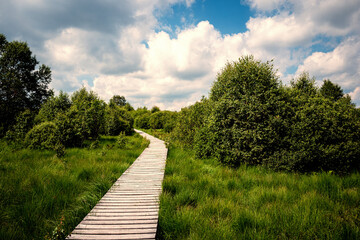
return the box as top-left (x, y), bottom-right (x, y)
top-left (144, 56), bottom-right (360, 174)
top-left (6, 89), bottom-right (134, 152)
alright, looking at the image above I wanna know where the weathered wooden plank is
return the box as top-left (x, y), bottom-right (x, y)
top-left (76, 223), bottom-right (157, 229)
top-left (67, 233), bottom-right (155, 239)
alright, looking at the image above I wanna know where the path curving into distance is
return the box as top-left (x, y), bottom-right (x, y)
top-left (67, 130), bottom-right (167, 240)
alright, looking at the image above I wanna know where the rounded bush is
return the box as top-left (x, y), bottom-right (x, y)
top-left (25, 122), bottom-right (58, 149)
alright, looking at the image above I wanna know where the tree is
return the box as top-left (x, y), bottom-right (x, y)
top-left (110, 95), bottom-right (126, 107)
top-left (320, 79), bottom-right (344, 101)
top-left (151, 106), bottom-right (160, 113)
top-left (0, 33), bottom-right (52, 136)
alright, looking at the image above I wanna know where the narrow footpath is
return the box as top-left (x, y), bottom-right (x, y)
top-left (67, 130), bottom-right (167, 240)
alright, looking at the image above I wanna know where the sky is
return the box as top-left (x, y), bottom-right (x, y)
top-left (1, 0), bottom-right (360, 110)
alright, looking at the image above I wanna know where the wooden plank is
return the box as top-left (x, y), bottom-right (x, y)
top-left (76, 223), bottom-right (157, 229)
top-left (67, 233), bottom-right (156, 239)
top-left (72, 229), bottom-right (156, 235)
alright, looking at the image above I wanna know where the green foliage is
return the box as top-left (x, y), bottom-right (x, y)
top-left (320, 79), bottom-right (344, 101)
top-left (149, 111), bottom-right (177, 131)
top-left (172, 98), bottom-right (210, 147)
top-left (105, 105), bottom-right (132, 136)
top-left (109, 95), bottom-right (127, 107)
top-left (5, 109), bottom-right (35, 144)
top-left (134, 112), bottom-right (151, 129)
top-left (0, 33), bottom-right (52, 136)
top-left (53, 111), bottom-right (82, 147)
top-left (35, 91), bottom-right (71, 124)
top-left (70, 88), bottom-right (106, 140)
top-left (196, 56), bottom-right (282, 167)
top-left (24, 122), bottom-right (58, 150)
top-left (180, 56), bottom-right (360, 174)
top-left (151, 106), bottom-right (160, 113)
top-left (116, 132), bottom-right (127, 148)
top-left (264, 76), bottom-right (360, 173)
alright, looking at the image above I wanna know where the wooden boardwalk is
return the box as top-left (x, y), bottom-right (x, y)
top-left (67, 130), bottom-right (167, 240)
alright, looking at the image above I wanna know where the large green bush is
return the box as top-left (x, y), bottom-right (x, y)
top-left (25, 122), bottom-right (58, 149)
top-left (193, 56), bottom-right (360, 173)
top-left (195, 56), bottom-right (283, 167)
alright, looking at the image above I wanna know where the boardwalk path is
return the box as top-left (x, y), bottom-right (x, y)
top-left (67, 130), bottom-right (167, 240)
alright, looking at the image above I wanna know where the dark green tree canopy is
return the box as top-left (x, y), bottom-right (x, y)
top-left (0, 33), bottom-right (52, 136)
top-left (320, 79), bottom-right (344, 101)
top-left (109, 95), bottom-right (127, 107)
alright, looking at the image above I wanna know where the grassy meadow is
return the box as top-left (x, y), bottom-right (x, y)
top-left (0, 134), bottom-right (149, 240)
top-left (157, 145), bottom-right (360, 239)
top-left (136, 126), bottom-right (360, 240)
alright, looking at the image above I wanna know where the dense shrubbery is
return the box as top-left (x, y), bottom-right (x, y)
top-left (171, 56), bottom-right (360, 174)
top-left (24, 121), bottom-right (58, 149)
top-left (3, 86), bottom-right (135, 150)
top-left (134, 107), bottom-right (178, 132)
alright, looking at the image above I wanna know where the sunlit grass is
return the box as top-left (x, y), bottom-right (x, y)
top-left (157, 145), bottom-right (360, 240)
top-left (0, 134), bottom-right (149, 240)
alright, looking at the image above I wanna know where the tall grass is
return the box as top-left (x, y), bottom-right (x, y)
top-left (0, 134), bottom-right (149, 240)
top-left (157, 145), bottom-right (360, 239)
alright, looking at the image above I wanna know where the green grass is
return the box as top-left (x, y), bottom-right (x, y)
top-left (157, 145), bottom-right (360, 240)
top-left (0, 133), bottom-right (149, 240)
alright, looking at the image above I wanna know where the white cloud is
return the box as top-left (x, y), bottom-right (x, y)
top-left (247, 0), bottom-right (287, 11)
top-left (297, 37), bottom-right (360, 90)
top-left (349, 87), bottom-right (360, 105)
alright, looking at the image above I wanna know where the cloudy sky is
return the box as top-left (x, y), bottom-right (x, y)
top-left (1, 0), bottom-right (360, 109)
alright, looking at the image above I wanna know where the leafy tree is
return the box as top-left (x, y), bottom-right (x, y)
top-left (24, 121), bottom-right (58, 150)
top-left (0, 34), bottom-right (52, 136)
top-left (151, 106), bottom-right (160, 113)
top-left (5, 109), bottom-right (35, 144)
top-left (110, 95), bottom-right (126, 107)
top-left (196, 56), bottom-right (282, 166)
top-left (35, 91), bottom-right (71, 123)
top-left (70, 88), bottom-right (106, 141)
top-left (105, 104), bottom-right (133, 136)
top-left (320, 79), bottom-right (344, 101)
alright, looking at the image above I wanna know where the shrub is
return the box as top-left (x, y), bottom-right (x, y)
top-left (135, 113), bottom-right (151, 129)
top-left (70, 88), bottom-right (106, 140)
top-left (116, 132), bottom-right (127, 149)
top-left (5, 109), bottom-right (35, 144)
top-left (35, 91), bottom-right (71, 124)
top-left (195, 56), bottom-right (282, 167)
top-left (172, 98), bottom-right (210, 147)
top-left (25, 122), bottom-right (58, 149)
top-left (54, 111), bottom-right (83, 147)
top-left (192, 56), bottom-right (360, 173)
top-left (105, 105), bottom-right (133, 136)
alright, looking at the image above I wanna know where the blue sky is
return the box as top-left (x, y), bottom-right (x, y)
top-left (1, 0), bottom-right (360, 109)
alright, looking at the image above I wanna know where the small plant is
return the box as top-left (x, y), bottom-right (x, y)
top-left (46, 215), bottom-right (66, 240)
top-left (54, 142), bottom-right (66, 158)
top-left (116, 132), bottom-right (127, 149)
top-left (89, 139), bottom-right (100, 149)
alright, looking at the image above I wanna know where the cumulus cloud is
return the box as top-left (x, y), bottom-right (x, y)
top-left (1, 0), bottom-right (360, 109)
top-left (297, 37), bottom-right (360, 90)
